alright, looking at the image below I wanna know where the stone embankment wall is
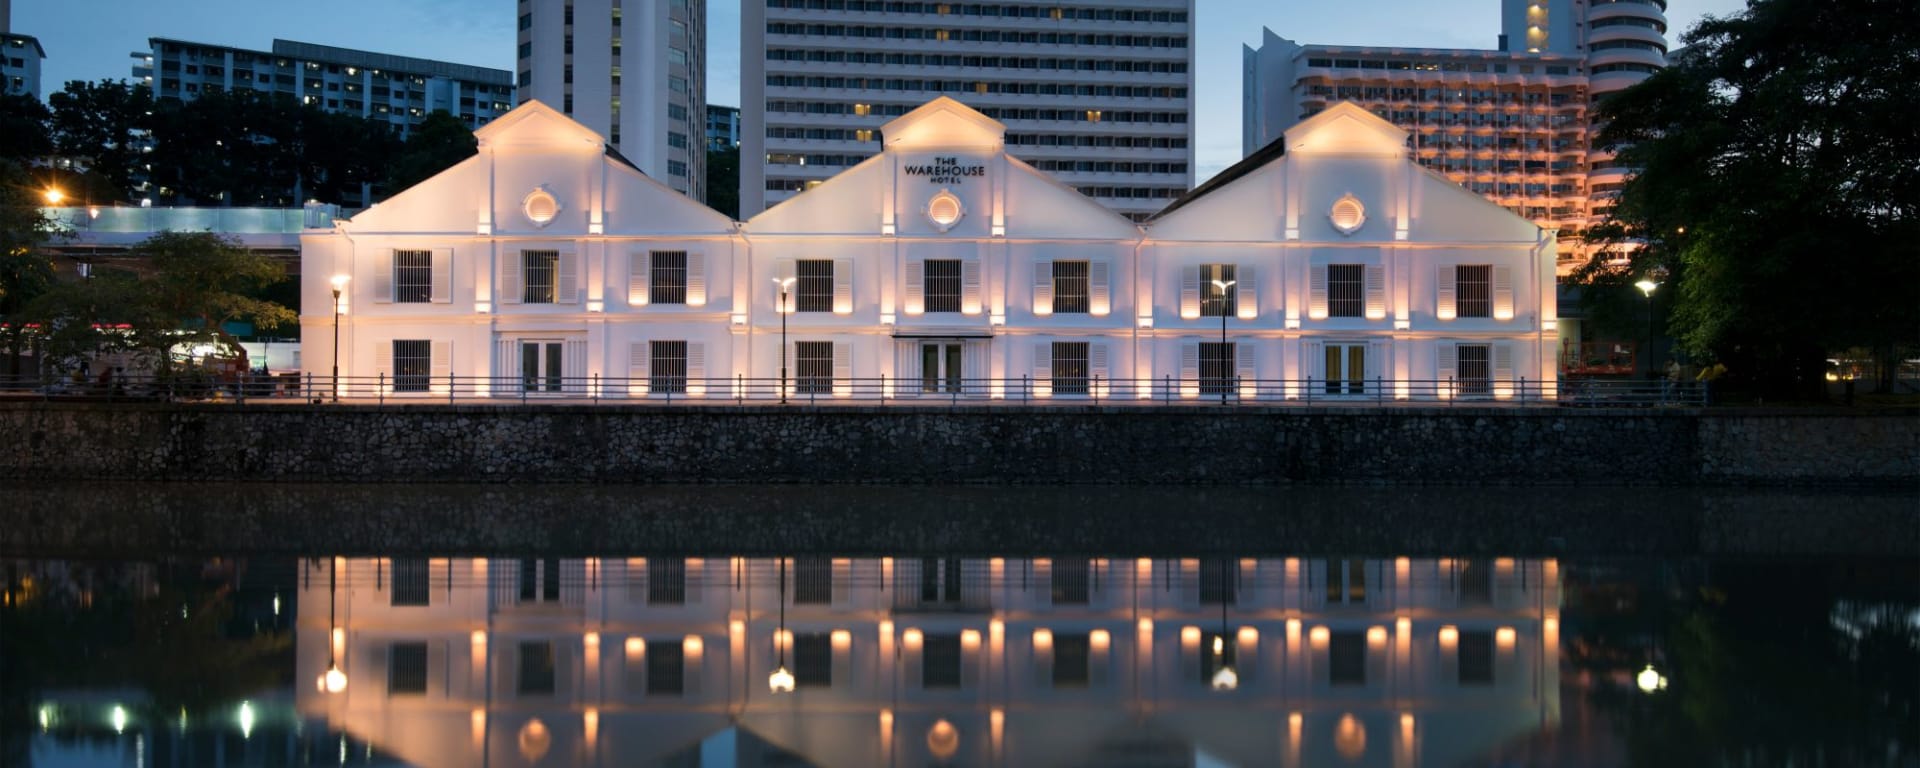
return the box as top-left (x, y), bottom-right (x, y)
top-left (0, 404), bottom-right (1912, 485)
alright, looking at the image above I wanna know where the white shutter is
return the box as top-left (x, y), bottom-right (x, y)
top-left (1180, 342), bottom-right (1199, 398)
top-left (1237, 341), bottom-right (1257, 398)
top-left (1493, 343), bottom-right (1513, 383)
top-left (688, 342), bottom-right (707, 397)
top-left (493, 338), bottom-right (516, 391)
top-left (1236, 265), bottom-right (1257, 319)
top-left (377, 340), bottom-right (394, 380)
top-left (1180, 266), bottom-right (1200, 319)
top-left (1437, 342), bottom-right (1457, 398)
top-left (832, 341), bottom-right (852, 397)
top-left (1031, 343), bottom-right (1051, 397)
top-left (1090, 342), bottom-right (1110, 396)
top-left (898, 342), bottom-right (922, 398)
top-left (1089, 260), bottom-right (1111, 316)
top-left (557, 252), bottom-right (580, 304)
top-left (564, 338), bottom-right (587, 393)
top-left (430, 341), bottom-right (452, 394)
top-left (372, 251), bottom-right (392, 303)
top-left (832, 259), bottom-right (853, 314)
top-left (1309, 265), bottom-right (1328, 319)
top-left (1365, 265), bottom-right (1386, 319)
top-left (1033, 261), bottom-right (1053, 315)
top-left (1437, 265), bottom-right (1456, 319)
top-left (1303, 341), bottom-right (1323, 389)
top-left (687, 252), bottom-right (708, 306)
top-left (1492, 266), bottom-right (1513, 319)
top-left (628, 341), bottom-right (650, 396)
top-left (961, 259), bottom-right (982, 314)
top-left (431, 248), bottom-right (452, 303)
top-left (500, 251), bottom-right (522, 305)
top-left (905, 260), bottom-right (925, 314)
top-left (629, 252), bottom-right (649, 306)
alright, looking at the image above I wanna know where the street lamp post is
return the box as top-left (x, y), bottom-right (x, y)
top-left (1211, 279), bottom-right (1237, 404)
top-left (330, 275), bottom-right (350, 402)
top-left (1634, 278), bottom-right (1658, 379)
top-left (773, 278), bottom-right (794, 404)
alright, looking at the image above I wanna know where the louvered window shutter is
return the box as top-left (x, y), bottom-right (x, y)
top-left (1033, 261), bottom-right (1053, 315)
top-left (832, 259), bottom-right (853, 314)
top-left (1180, 266), bottom-right (1200, 319)
top-left (1493, 343), bottom-right (1513, 384)
top-left (905, 260), bottom-right (925, 314)
top-left (1437, 342), bottom-right (1457, 398)
top-left (500, 252), bottom-right (523, 304)
top-left (563, 338), bottom-right (587, 393)
top-left (431, 249), bottom-right (452, 303)
top-left (1032, 343), bottom-right (1051, 380)
top-left (377, 340), bottom-right (394, 382)
top-left (688, 342), bottom-right (707, 396)
top-left (1437, 265), bottom-right (1456, 319)
top-left (832, 341), bottom-right (852, 396)
top-left (1090, 342), bottom-right (1110, 396)
top-left (687, 252), bottom-right (708, 307)
top-left (1236, 265), bottom-right (1257, 319)
top-left (1089, 260), bottom-right (1111, 316)
top-left (1180, 342), bottom-right (1200, 398)
top-left (373, 252), bottom-right (393, 303)
top-left (961, 259), bottom-right (982, 314)
top-left (493, 338), bottom-right (515, 391)
top-left (628, 252), bottom-right (649, 306)
top-left (1492, 266), bottom-right (1512, 319)
top-left (1365, 265), bottom-right (1386, 319)
top-left (1237, 341), bottom-right (1257, 397)
top-left (557, 252), bottom-right (580, 304)
top-left (430, 341), bottom-right (452, 393)
top-left (628, 341), bottom-right (649, 396)
top-left (1309, 265), bottom-right (1328, 319)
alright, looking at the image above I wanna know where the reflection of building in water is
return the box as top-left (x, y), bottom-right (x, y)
top-left (297, 556), bottom-right (1560, 766)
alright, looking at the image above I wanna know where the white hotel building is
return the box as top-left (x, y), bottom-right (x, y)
top-left (300, 97), bottom-right (1557, 402)
top-left (298, 554), bottom-right (1563, 766)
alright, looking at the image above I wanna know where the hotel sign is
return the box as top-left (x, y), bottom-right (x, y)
top-left (904, 156), bottom-right (986, 185)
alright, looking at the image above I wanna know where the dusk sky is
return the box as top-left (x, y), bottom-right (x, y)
top-left (16, 0), bottom-right (1745, 183)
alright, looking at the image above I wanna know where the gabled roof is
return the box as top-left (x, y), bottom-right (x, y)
top-left (473, 99), bottom-right (606, 149)
top-left (880, 96), bottom-right (1005, 149)
top-left (1149, 131), bottom-right (1286, 221)
top-left (1149, 101), bottom-right (1407, 222)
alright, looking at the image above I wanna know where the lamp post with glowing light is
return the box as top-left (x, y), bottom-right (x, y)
top-left (330, 275), bottom-right (350, 402)
top-left (769, 559), bottom-right (795, 693)
top-left (1636, 663), bottom-right (1667, 693)
top-left (1634, 278), bottom-right (1658, 378)
top-left (772, 278), bottom-right (794, 404)
top-left (1211, 279), bottom-right (1236, 405)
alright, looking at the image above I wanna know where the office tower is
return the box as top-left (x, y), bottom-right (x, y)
top-left (518, 0), bottom-right (707, 202)
top-left (1243, 0), bottom-right (1668, 274)
top-left (129, 39), bottom-right (514, 138)
top-left (742, 1), bottom-right (1196, 221)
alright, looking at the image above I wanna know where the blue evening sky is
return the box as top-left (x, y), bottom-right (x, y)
top-left (15, 0), bottom-right (1745, 183)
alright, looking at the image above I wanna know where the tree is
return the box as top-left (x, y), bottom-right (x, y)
top-left (0, 92), bottom-right (53, 162)
top-left (1583, 0), bottom-right (1920, 399)
top-left (384, 109), bottom-right (477, 196)
top-left (705, 144), bottom-right (740, 219)
top-left (0, 160), bottom-right (58, 379)
top-left (134, 231), bottom-right (295, 363)
top-left (46, 80), bottom-right (155, 202)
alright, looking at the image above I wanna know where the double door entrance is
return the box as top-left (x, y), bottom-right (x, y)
top-left (920, 342), bottom-right (964, 394)
top-left (1323, 342), bottom-right (1368, 395)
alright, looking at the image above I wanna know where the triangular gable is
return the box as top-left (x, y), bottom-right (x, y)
top-left (881, 96), bottom-right (1005, 150)
top-left (604, 157), bottom-right (738, 233)
top-left (474, 99), bottom-right (606, 150)
top-left (1003, 155), bottom-right (1142, 240)
top-left (340, 154), bottom-right (488, 233)
top-left (1284, 101), bottom-right (1409, 157)
top-left (1407, 161), bottom-right (1544, 242)
top-left (744, 154), bottom-right (890, 234)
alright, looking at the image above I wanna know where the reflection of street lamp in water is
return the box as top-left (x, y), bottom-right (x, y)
top-left (1210, 595), bottom-right (1238, 690)
top-left (318, 558), bottom-right (348, 693)
top-left (769, 558), bottom-right (795, 693)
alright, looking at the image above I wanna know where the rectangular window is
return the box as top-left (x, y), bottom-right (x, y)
top-left (1329, 632), bottom-right (1366, 685)
top-left (1051, 342), bottom-right (1089, 395)
top-left (1201, 264), bottom-right (1237, 317)
top-left (392, 340), bottom-right (431, 393)
top-left (797, 341), bottom-right (835, 395)
top-left (1458, 344), bottom-right (1491, 395)
top-left (924, 259), bottom-right (962, 313)
top-left (394, 250), bottom-right (432, 302)
top-left (518, 642), bottom-right (555, 695)
top-left (1459, 631), bottom-right (1495, 684)
top-left (649, 558), bottom-right (686, 604)
top-left (668, 131), bottom-right (688, 149)
top-left (1053, 633), bottom-right (1091, 687)
top-left (389, 642), bottom-right (428, 694)
top-left (794, 633), bottom-right (832, 687)
top-left (1456, 265), bottom-right (1491, 318)
top-left (795, 260), bottom-right (834, 312)
top-left (1052, 261), bottom-right (1089, 314)
top-left (923, 634), bottom-right (962, 688)
top-left (795, 557), bottom-right (832, 604)
top-left (1051, 558), bottom-right (1090, 604)
top-left (1199, 342), bottom-right (1235, 396)
top-left (391, 558), bottom-right (429, 606)
top-left (1199, 558), bottom-right (1237, 604)
top-left (669, 76), bottom-right (688, 93)
top-left (650, 341), bottom-right (688, 393)
top-left (647, 641), bottom-right (685, 694)
top-left (523, 250), bottom-right (558, 303)
top-left (1328, 264), bottom-right (1364, 317)
top-left (649, 250), bottom-right (687, 304)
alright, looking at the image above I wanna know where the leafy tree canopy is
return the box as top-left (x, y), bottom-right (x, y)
top-left (383, 109), bottom-right (478, 196)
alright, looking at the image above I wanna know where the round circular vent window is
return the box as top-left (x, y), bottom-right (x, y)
top-left (1330, 194), bottom-right (1366, 235)
top-left (523, 187), bottom-right (561, 227)
top-left (927, 190), bottom-right (964, 232)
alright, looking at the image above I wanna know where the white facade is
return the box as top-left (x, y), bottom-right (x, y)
top-left (301, 98), bottom-right (1556, 402)
top-left (2, 32), bottom-right (43, 99)
top-left (298, 554), bottom-right (1563, 767)
top-left (741, 0), bottom-right (1195, 222)
top-left (519, 0), bottom-right (706, 202)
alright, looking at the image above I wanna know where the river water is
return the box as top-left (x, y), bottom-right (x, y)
top-left (2, 485), bottom-right (1915, 767)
